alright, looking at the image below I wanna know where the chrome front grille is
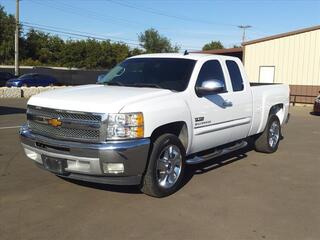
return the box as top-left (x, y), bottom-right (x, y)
top-left (27, 107), bottom-right (102, 122)
top-left (27, 105), bottom-right (106, 143)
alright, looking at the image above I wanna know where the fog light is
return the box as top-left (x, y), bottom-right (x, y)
top-left (24, 148), bottom-right (42, 164)
top-left (102, 163), bottom-right (124, 174)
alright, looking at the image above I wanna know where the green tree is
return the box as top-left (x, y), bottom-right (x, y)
top-left (129, 47), bottom-right (144, 56)
top-left (202, 41), bottom-right (224, 51)
top-left (138, 28), bottom-right (179, 53)
top-left (0, 6), bottom-right (16, 64)
top-left (59, 39), bottom-right (130, 69)
top-left (24, 29), bottom-right (64, 65)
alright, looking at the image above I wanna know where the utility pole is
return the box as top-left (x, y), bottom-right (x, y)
top-left (238, 25), bottom-right (251, 43)
top-left (15, 0), bottom-right (20, 76)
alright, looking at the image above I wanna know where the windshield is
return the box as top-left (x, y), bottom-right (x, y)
top-left (18, 73), bottom-right (36, 79)
top-left (98, 58), bottom-right (196, 92)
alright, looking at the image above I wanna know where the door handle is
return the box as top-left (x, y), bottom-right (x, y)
top-left (223, 100), bottom-right (233, 107)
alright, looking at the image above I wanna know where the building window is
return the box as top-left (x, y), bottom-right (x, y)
top-left (226, 60), bottom-right (244, 91)
top-left (259, 66), bottom-right (275, 83)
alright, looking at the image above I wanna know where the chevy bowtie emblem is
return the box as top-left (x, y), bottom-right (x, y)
top-left (47, 118), bottom-right (62, 127)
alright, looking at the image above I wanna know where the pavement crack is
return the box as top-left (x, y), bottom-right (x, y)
top-left (1, 151), bottom-right (20, 177)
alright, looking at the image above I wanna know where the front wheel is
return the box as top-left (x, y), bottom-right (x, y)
top-left (254, 115), bottom-right (281, 153)
top-left (141, 134), bottom-right (186, 197)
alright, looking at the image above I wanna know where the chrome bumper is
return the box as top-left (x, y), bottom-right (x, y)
top-left (19, 124), bottom-right (150, 185)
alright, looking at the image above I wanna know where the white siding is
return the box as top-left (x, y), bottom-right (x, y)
top-left (244, 29), bottom-right (320, 86)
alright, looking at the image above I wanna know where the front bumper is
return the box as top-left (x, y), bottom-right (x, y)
top-left (20, 125), bottom-right (150, 185)
top-left (6, 81), bottom-right (19, 87)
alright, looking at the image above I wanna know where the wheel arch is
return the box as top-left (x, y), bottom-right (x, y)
top-left (269, 103), bottom-right (285, 124)
top-left (150, 121), bottom-right (189, 152)
top-left (257, 103), bottom-right (284, 134)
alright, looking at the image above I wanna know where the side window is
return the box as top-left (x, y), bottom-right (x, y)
top-left (226, 60), bottom-right (244, 92)
top-left (196, 60), bottom-right (225, 88)
top-left (32, 74), bottom-right (39, 80)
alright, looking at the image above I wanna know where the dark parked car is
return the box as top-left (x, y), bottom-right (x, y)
top-left (0, 71), bottom-right (14, 87)
top-left (6, 73), bottom-right (57, 87)
top-left (313, 93), bottom-right (320, 115)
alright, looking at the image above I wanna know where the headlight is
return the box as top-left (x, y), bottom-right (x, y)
top-left (107, 112), bottom-right (144, 140)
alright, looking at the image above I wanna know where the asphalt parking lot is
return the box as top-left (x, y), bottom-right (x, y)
top-left (0, 99), bottom-right (319, 240)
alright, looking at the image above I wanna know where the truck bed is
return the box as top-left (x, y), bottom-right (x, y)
top-left (249, 83), bottom-right (290, 136)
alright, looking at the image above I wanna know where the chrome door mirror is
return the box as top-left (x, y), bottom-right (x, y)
top-left (96, 74), bottom-right (106, 83)
top-left (196, 79), bottom-right (225, 96)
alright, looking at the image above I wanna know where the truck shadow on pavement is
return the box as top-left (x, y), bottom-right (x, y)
top-left (60, 177), bottom-right (143, 194)
top-left (309, 111), bottom-right (320, 116)
top-left (181, 147), bottom-right (251, 190)
top-left (61, 146), bottom-right (253, 196)
top-left (0, 106), bottom-right (26, 115)
top-left (187, 149), bottom-right (249, 175)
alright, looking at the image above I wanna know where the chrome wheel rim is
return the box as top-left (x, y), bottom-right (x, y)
top-left (268, 121), bottom-right (280, 148)
top-left (156, 145), bottom-right (182, 189)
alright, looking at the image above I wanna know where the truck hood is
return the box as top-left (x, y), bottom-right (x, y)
top-left (28, 84), bottom-right (174, 113)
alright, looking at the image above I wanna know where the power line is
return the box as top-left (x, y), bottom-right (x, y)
top-left (22, 23), bottom-right (141, 47)
top-left (28, 0), bottom-right (142, 28)
top-left (106, 0), bottom-right (238, 27)
top-left (28, 0), bottom-right (171, 31)
top-left (26, 0), bottom-right (245, 48)
top-left (22, 21), bottom-right (139, 43)
top-left (22, 23), bottom-right (204, 50)
top-left (22, 0), bottom-right (244, 50)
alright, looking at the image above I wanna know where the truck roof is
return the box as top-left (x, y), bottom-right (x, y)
top-left (129, 53), bottom-right (239, 61)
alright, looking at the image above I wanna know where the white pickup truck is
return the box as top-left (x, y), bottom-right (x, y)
top-left (20, 53), bottom-right (290, 197)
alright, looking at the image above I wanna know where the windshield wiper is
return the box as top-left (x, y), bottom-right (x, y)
top-left (131, 83), bottom-right (162, 89)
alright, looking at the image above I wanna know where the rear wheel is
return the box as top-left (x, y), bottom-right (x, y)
top-left (254, 115), bottom-right (281, 153)
top-left (141, 133), bottom-right (185, 197)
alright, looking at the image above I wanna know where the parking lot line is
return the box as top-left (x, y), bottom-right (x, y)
top-left (0, 126), bottom-right (21, 130)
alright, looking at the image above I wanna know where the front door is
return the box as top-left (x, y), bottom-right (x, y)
top-left (189, 59), bottom-right (251, 153)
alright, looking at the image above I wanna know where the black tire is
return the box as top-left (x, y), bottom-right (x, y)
top-left (141, 133), bottom-right (186, 198)
top-left (254, 115), bottom-right (281, 153)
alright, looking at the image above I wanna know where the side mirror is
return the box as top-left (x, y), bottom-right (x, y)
top-left (97, 74), bottom-right (105, 83)
top-left (196, 79), bottom-right (225, 96)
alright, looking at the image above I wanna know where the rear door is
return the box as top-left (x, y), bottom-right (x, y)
top-left (188, 59), bottom-right (252, 153)
top-left (27, 74), bottom-right (38, 86)
top-left (224, 59), bottom-right (252, 141)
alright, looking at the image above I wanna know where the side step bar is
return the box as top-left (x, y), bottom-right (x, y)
top-left (186, 140), bottom-right (248, 165)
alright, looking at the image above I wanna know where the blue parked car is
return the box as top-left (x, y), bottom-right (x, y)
top-left (6, 73), bottom-right (57, 87)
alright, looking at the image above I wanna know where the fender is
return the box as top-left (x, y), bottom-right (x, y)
top-left (120, 92), bottom-right (193, 154)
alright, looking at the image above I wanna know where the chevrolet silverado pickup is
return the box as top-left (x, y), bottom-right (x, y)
top-left (20, 53), bottom-right (290, 197)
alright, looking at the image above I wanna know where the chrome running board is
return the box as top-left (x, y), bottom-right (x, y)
top-left (186, 141), bottom-right (248, 165)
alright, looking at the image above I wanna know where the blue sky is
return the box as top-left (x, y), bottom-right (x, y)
top-left (1, 0), bottom-right (320, 50)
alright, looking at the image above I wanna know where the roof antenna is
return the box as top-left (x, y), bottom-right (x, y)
top-left (184, 50), bottom-right (189, 55)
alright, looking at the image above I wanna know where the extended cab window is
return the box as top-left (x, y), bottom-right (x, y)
top-left (226, 60), bottom-right (244, 91)
top-left (99, 58), bottom-right (196, 92)
top-left (196, 60), bottom-right (225, 89)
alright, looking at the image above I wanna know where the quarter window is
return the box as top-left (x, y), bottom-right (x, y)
top-left (226, 60), bottom-right (244, 91)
